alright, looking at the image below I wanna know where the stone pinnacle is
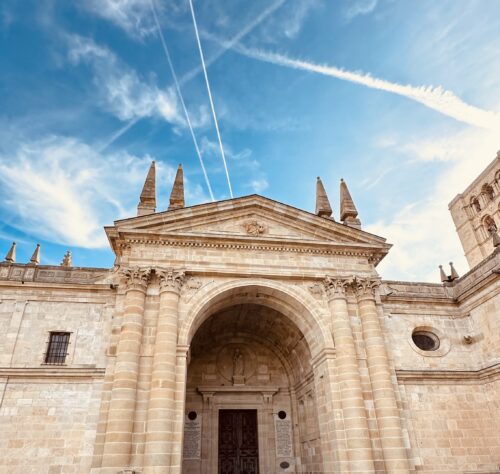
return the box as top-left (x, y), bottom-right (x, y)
top-left (168, 164), bottom-right (185, 211)
top-left (315, 177), bottom-right (333, 219)
top-left (137, 161), bottom-right (157, 216)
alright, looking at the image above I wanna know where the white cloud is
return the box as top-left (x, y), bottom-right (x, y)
top-left (366, 127), bottom-right (500, 282)
top-left (67, 35), bottom-right (185, 126)
top-left (0, 136), bottom-right (182, 248)
top-left (81, 0), bottom-right (156, 39)
top-left (227, 43), bottom-right (500, 131)
top-left (248, 178), bottom-right (269, 193)
top-left (344, 0), bottom-right (378, 20)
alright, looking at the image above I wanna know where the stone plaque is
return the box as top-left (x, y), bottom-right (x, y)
top-left (183, 412), bottom-right (202, 459)
top-left (274, 413), bottom-right (293, 458)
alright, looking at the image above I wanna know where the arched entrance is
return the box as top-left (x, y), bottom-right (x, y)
top-left (180, 282), bottom-right (332, 474)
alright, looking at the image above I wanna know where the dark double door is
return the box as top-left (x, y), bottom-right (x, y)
top-left (218, 409), bottom-right (259, 474)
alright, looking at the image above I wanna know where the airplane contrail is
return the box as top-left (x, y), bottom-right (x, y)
top-left (216, 40), bottom-right (500, 131)
top-left (180, 0), bottom-right (285, 85)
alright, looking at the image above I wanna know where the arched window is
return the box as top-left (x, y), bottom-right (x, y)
top-left (482, 183), bottom-right (495, 201)
top-left (471, 196), bottom-right (481, 213)
top-left (483, 215), bottom-right (497, 235)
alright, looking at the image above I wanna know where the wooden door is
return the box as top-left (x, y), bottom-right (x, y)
top-left (218, 409), bottom-right (259, 474)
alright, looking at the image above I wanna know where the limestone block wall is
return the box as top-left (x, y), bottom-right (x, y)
top-left (0, 265), bottom-right (114, 474)
top-left (0, 378), bottom-right (104, 474)
top-left (401, 380), bottom-right (500, 473)
top-left (381, 254), bottom-right (500, 473)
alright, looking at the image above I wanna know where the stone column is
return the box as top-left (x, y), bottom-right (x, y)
top-left (143, 268), bottom-right (185, 474)
top-left (355, 278), bottom-right (410, 474)
top-left (101, 267), bottom-right (152, 470)
top-left (169, 345), bottom-right (189, 473)
top-left (323, 277), bottom-right (375, 474)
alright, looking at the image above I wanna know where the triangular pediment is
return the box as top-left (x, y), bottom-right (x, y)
top-left (105, 195), bottom-right (390, 262)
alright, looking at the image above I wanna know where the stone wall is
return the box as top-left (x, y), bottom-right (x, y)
top-left (0, 265), bottom-right (114, 474)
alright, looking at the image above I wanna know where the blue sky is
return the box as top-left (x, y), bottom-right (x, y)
top-left (1, 0), bottom-right (500, 281)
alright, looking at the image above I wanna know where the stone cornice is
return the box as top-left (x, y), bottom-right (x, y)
top-left (0, 366), bottom-right (106, 381)
top-left (115, 233), bottom-right (388, 264)
top-left (396, 363), bottom-right (500, 384)
top-left (0, 279), bottom-right (114, 293)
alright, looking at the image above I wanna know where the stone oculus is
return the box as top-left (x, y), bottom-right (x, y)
top-left (0, 155), bottom-right (499, 474)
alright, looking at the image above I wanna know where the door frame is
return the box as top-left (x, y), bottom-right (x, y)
top-left (209, 402), bottom-right (268, 474)
top-left (218, 409), bottom-right (259, 474)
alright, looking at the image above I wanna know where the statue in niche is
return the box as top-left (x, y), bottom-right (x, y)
top-left (232, 348), bottom-right (245, 385)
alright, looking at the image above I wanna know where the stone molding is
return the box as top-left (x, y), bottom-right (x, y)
top-left (120, 267), bottom-right (153, 292)
top-left (396, 362), bottom-right (500, 384)
top-left (116, 237), bottom-right (385, 264)
top-left (157, 267), bottom-right (185, 294)
top-left (0, 367), bottom-right (105, 381)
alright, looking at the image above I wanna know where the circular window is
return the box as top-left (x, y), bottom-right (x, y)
top-left (187, 411), bottom-right (197, 421)
top-left (280, 461), bottom-right (290, 469)
top-left (278, 410), bottom-right (287, 420)
top-left (412, 330), bottom-right (440, 351)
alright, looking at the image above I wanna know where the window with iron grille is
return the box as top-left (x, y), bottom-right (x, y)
top-left (44, 332), bottom-right (70, 364)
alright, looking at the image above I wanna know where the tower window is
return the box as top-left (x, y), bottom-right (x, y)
top-left (483, 215), bottom-right (497, 235)
top-left (471, 196), bottom-right (481, 213)
top-left (482, 184), bottom-right (495, 201)
top-left (44, 332), bottom-right (70, 364)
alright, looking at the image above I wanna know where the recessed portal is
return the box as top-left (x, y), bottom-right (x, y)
top-left (218, 409), bottom-right (259, 474)
top-left (183, 301), bottom-right (322, 473)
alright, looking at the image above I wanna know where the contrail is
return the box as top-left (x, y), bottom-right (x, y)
top-left (219, 41), bottom-right (500, 131)
top-left (180, 0), bottom-right (285, 85)
top-left (96, 1), bottom-right (285, 154)
top-left (150, 0), bottom-right (215, 201)
top-left (97, 118), bottom-right (140, 153)
top-left (188, 0), bottom-right (233, 198)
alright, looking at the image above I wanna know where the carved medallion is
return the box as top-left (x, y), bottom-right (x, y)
top-left (243, 220), bottom-right (266, 236)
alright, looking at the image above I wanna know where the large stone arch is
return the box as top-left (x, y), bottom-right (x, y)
top-left (178, 278), bottom-right (333, 357)
top-left (180, 278), bottom-right (335, 474)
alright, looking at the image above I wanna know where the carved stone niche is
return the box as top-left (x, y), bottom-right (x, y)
top-left (216, 344), bottom-right (256, 386)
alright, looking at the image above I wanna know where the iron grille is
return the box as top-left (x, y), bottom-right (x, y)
top-left (45, 332), bottom-right (70, 364)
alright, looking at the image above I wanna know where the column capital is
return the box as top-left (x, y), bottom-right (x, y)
top-left (120, 266), bottom-right (153, 292)
top-left (157, 267), bottom-right (185, 294)
top-left (323, 276), bottom-right (353, 300)
top-left (353, 277), bottom-right (380, 301)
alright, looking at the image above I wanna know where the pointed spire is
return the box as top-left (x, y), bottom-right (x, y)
top-left (439, 265), bottom-right (448, 283)
top-left (4, 242), bottom-right (16, 263)
top-left (61, 251), bottom-right (72, 267)
top-left (137, 161), bottom-right (157, 216)
top-left (449, 262), bottom-right (459, 281)
top-left (315, 177), bottom-right (333, 219)
top-left (29, 244), bottom-right (41, 265)
top-left (340, 179), bottom-right (361, 229)
top-left (168, 164), bottom-right (185, 211)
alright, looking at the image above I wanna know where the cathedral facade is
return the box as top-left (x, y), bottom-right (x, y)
top-left (0, 157), bottom-right (499, 474)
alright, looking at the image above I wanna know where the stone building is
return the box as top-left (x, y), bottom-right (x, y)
top-left (0, 156), bottom-right (499, 474)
